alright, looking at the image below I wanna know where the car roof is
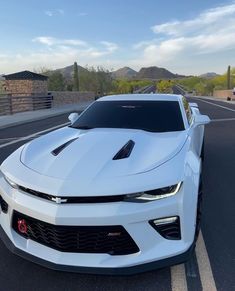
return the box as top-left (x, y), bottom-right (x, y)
top-left (98, 94), bottom-right (183, 102)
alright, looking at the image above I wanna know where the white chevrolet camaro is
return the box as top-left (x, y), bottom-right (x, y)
top-left (0, 94), bottom-right (210, 274)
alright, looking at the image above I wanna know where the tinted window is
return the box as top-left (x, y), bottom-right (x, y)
top-left (72, 101), bottom-right (184, 132)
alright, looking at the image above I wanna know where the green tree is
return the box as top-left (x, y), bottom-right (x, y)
top-left (96, 66), bottom-right (113, 94)
top-left (34, 67), bottom-right (50, 75)
top-left (113, 79), bottom-right (132, 93)
top-left (47, 71), bottom-right (65, 91)
top-left (79, 66), bottom-right (114, 94)
top-left (34, 67), bottom-right (66, 91)
top-left (177, 76), bottom-right (203, 91)
top-left (157, 80), bottom-right (173, 93)
top-left (73, 62), bottom-right (79, 91)
top-left (66, 83), bottom-right (73, 91)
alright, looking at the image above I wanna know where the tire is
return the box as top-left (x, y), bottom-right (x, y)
top-left (195, 178), bottom-right (203, 242)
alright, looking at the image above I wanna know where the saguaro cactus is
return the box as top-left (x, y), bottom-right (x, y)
top-left (227, 65), bottom-right (231, 89)
top-left (73, 62), bottom-right (79, 91)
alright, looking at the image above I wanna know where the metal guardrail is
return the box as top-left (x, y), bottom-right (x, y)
top-left (133, 85), bottom-right (156, 94)
top-left (172, 85), bottom-right (187, 95)
top-left (0, 94), bottom-right (53, 116)
top-left (141, 85), bottom-right (156, 93)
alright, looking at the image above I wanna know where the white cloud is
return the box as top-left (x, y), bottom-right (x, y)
top-left (0, 54), bottom-right (8, 59)
top-left (32, 37), bottom-right (118, 57)
top-left (131, 2), bottom-right (235, 73)
top-left (57, 9), bottom-right (64, 15)
top-left (100, 41), bottom-right (119, 53)
top-left (33, 37), bottom-right (87, 47)
top-left (130, 38), bottom-right (186, 69)
top-left (2, 3), bottom-right (235, 75)
top-left (0, 37), bottom-right (119, 73)
top-left (151, 3), bottom-right (235, 36)
top-left (62, 39), bottom-right (87, 46)
top-left (33, 36), bottom-right (55, 46)
top-left (44, 9), bottom-right (65, 17)
top-left (45, 10), bottom-right (53, 17)
top-left (79, 12), bottom-right (88, 16)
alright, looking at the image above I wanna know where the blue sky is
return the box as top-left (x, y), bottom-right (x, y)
top-left (0, 0), bottom-right (234, 75)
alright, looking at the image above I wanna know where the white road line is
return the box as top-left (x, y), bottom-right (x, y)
top-left (211, 118), bottom-right (235, 122)
top-left (171, 264), bottom-right (188, 291)
top-left (196, 231), bottom-right (217, 291)
top-left (0, 134), bottom-right (50, 142)
top-left (0, 122), bottom-right (69, 149)
top-left (0, 137), bottom-right (20, 141)
top-left (195, 98), bottom-right (235, 112)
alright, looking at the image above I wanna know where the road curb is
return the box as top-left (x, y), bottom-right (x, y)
top-left (0, 103), bottom-right (91, 130)
top-left (188, 95), bottom-right (235, 105)
top-left (0, 112), bottom-right (68, 130)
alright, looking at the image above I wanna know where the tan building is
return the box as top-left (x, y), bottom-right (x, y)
top-left (2, 71), bottom-right (49, 113)
top-left (4, 70), bottom-right (48, 96)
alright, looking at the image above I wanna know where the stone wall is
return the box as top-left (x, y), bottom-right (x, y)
top-left (32, 80), bottom-right (48, 94)
top-left (5, 80), bottom-right (32, 95)
top-left (11, 96), bottom-right (33, 113)
top-left (0, 80), bottom-right (4, 93)
top-left (0, 91), bottom-right (95, 116)
top-left (5, 80), bottom-right (47, 96)
top-left (213, 89), bottom-right (235, 100)
top-left (51, 91), bottom-right (95, 107)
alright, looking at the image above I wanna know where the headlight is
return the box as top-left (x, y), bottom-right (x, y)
top-left (124, 182), bottom-right (182, 202)
top-left (1, 171), bottom-right (18, 189)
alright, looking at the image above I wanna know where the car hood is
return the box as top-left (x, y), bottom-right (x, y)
top-left (20, 126), bottom-right (187, 181)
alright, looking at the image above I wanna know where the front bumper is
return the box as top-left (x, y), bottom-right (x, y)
top-left (0, 174), bottom-right (198, 274)
top-left (0, 225), bottom-right (194, 275)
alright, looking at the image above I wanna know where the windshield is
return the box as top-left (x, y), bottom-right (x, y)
top-left (72, 100), bottom-right (184, 132)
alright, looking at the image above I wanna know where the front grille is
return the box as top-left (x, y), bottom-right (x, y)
top-left (18, 185), bottom-right (126, 204)
top-left (12, 211), bottom-right (139, 255)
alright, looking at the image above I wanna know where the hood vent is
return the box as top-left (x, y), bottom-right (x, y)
top-left (113, 140), bottom-right (135, 160)
top-left (51, 138), bottom-right (78, 156)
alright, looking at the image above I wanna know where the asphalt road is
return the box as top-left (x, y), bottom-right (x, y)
top-left (0, 98), bottom-right (234, 291)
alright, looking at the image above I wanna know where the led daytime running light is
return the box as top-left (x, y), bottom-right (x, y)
top-left (125, 182), bottom-right (182, 202)
top-left (3, 174), bottom-right (18, 189)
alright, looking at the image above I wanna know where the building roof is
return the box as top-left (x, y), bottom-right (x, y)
top-left (4, 70), bottom-right (48, 81)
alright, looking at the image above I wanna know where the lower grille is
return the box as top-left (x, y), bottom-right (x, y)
top-left (12, 211), bottom-right (139, 255)
top-left (149, 216), bottom-right (181, 240)
top-left (0, 196), bottom-right (8, 213)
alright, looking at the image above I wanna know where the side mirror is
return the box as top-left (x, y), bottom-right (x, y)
top-left (68, 112), bottom-right (79, 124)
top-left (193, 114), bottom-right (210, 126)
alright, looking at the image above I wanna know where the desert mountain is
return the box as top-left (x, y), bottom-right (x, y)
top-left (55, 64), bottom-right (87, 80)
top-left (54, 64), bottom-right (185, 80)
top-left (199, 72), bottom-right (219, 79)
top-left (112, 67), bottom-right (137, 79)
top-left (137, 66), bottom-right (183, 79)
